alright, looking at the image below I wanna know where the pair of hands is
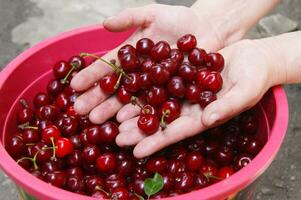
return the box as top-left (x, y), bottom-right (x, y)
top-left (71, 4), bottom-right (281, 158)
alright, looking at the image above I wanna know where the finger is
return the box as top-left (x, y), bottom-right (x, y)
top-left (201, 82), bottom-right (261, 127)
top-left (89, 96), bottom-right (123, 124)
top-left (133, 115), bottom-right (205, 158)
top-left (118, 117), bottom-right (140, 132)
top-left (103, 6), bottom-right (153, 32)
top-left (74, 86), bottom-right (107, 115)
top-left (116, 103), bottom-right (141, 123)
top-left (116, 128), bottom-right (146, 147)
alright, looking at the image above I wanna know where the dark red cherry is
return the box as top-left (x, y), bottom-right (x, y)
top-left (112, 187), bottom-right (130, 200)
top-left (117, 158), bottom-right (135, 176)
top-left (139, 72), bottom-right (152, 89)
top-left (246, 137), bottom-right (262, 155)
top-left (18, 105), bottom-right (34, 124)
top-left (200, 161), bottom-right (218, 178)
top-left (149, 64), bottom-right (170, 85)
top-left (168, 145), bottom-right (188, 160)
top-left (167, 76), bottom-right (185, 98)
top-left (141, 58), bottom-right (155, 72)
top-left (146, 86), bottom-right (167, 106)
top-left (185, 84), bottom-right (201, 103)
top-left (120, 53), bottom-right (140, 72)
top-left (204, 140), bottom-right (219, 157)
top-left (207, 53), bottom-right (224, 72)
top-left (44, 171), bottom-right (66, 188)
top-left (177, 34), bottom-right (197, 52)
top-left (187, 138), bottom-right (206, 152)
top-left (174, 172), bottom-right (194, 191)
top-left (240, 114), bottom-right (258, 134)
top-left (41, 125), bottom-right (60, 144)
top-left (178, 62), bottom-right (197, 83)
top-left (82, 144), bottom-right (100, 164)
top-left (22, 129), bottom-right (39, 143)
top-left (37, 105), bottom-right (59, 121)
top-left (215, 146), bottom-right (234, 166)
top-left (131, 178), bottom-right (145, 195)
top-left (117, 87), bottom-right (132, 104)
top-left (96, 152), bottom-right (117, 173)
top-left (200, 71), bottom-right (223, 93)
top-left (17, 158), bottom-right (32, 170)
top-left (198, 90), bottom-right (217, 108)
top-left (160, 58), bottom-right (178, 75)
top-left (168, 159), bottom-right (187, 174)
top-left (170, 49), bottom-right (184, 64)
top-left (47, 79), bottom-right (64, 97)
top-left (234, 153), bottom-right (253, 170)
top-left (146, 157), bottom-right (168, 174)
top-left (31, 142), bottom-right (52, 163)
top-left (132, 166), bottom-right (150, 180)
top-left (33, 92), bottom-right (50, 108)
top-left (188, 48), bottom-right (207, 66)
top-left (162, 173), bottom-right (174, 191)
top-left (123, 73), bottom-right (141, 92)
top-left (56, 115), bottom-right (78, 137)
top-left (105, 174), bottom-right (127, 192)
top-left (6, 135), bottom-right (25, 157)
top-left (99, 73), bottom-right (118, 94)
top-left (150, 41), bottom-right (171, 62)
top-left (86, 126), bottom-right (101, 144)
top-left (118, 44), bottom-right (136, 59)
top-left (218, 166), bottom-right (234, 179)
top-left (186, 152), bottom-right (204, 171)
top-left (137, 114), bottom-right (160, 135)
top-left (136, 38), bottom-right (154, 56)
top-left (66, 176), bottom-right (85, 191)
top-left (69, 55), bottom-right (86, 69)
top-left (237, 134), bottom-right (252, 151)
top-left (160, 99), bottom-right (181, 123)
top-left (79, 115), bottom-right (91, 130)
top-left (53, 61), bottom-right (72, 79)
top-left (67, 150), bottom-right (83, 167)
top-left (99, 121), bottom-right (119, 143)
top-left (85, 175), bottom-right (104, 194)
top-left (56, 93), bottom-right (70, 111)
top-left (194, 174), bottom-right (210, 189)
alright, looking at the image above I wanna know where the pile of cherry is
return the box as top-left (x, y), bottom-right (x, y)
top-left (5, 34), bottom-right (263, 200)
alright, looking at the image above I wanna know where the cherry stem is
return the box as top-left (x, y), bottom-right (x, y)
top-left (50, 137), bottom-right (56, 160)
top-left (18, 122), bottom-right (38, 130)
top-left (61, 65), bottom-right (76, 84)
top-left (134, 192), bottom-right (145, 200)
top-left (160, 110), bottom-right (170, 129)
top-left (203, 173), bottom-right (222, 181)
top-left (25, 143), bottom-right (35, 146)
top-left (131, 96), bottom-right (144, 109)
top-left (19, 99), bottom-right (29, 108)
top-left (114, 72), bottom-right (123, 90)
top-left (95, 185), bottom-right (110, 197)
top-left (32, 151), bottom-right (39, 170)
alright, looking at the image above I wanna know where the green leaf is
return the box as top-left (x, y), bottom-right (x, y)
top-left (134, 193), bottom-right (145, 200)
top-left (144, 173), bottom-right (164, 199)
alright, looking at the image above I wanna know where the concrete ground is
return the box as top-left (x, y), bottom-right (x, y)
top-left (0, 0), bottom-right (300, 199)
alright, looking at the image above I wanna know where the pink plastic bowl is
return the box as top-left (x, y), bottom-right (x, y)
top-left (0, 25), bottom-right (288, 200)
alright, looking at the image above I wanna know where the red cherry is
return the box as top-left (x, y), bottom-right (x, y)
top-left (66, 106), bottom-right (79, 119)
top-left (96, 152), bottom-right (117, 173)
top-left (53, 61), bottom-right (72, 79)
top-left (123, 73), bottom-right (141, 92)
top-left (118, 44), bottom-right (136, 59)
top-left (170, 49), bottom-right (184, 64)
top-left (168, 159), bottom-right (187, 174)
top-left (188, 48), bottom-right (207, 66)
top-left (31, 142), bottom-right (52, 163)
top-left (85, 175), bottom-right (104, 194)
top-left (112, 187), bottom-right (130, 200)
top-left (185, 84), bottom-right (201, 103)
top-left (82, 144), bottom-right (100, 164)
top-left (120, 53), bottom-right (140, 72)
top-left (86, 126), bottom-right (102, 144)
top-left (117, 87), bottom-right (132, 104)
top-left (160, 99), bottom-right (181, 123)
top-left (198, 90), bottom-right (217, 108)
top-left (149, 64), bottom-right (170, 85)
top-left (162, 173), bottom-right (174, 191)
top-left (141, 58), bottom-right (155, 72)
top-left (55, 115), bottom-right (78, 137)
top-left (37, 105), bottom-right (60, 121)
top-left (69, 55), bottom-right (86, 69)
top-left (47, 79), bottom-right (64, 97)
top-left (240, 114), bottom-right (258, 134)
top-left (150, 41), bottom-right (171, 61)
top-left (200, 71), bottom-right (223, 93)
top-left (55, 137), bottom-right (74, 158)
top-left (56, 93), bottom-right (70, 111)
top-left (194, 174), bottom-right (210, 189)
top-left (160, 58), bottom-right (178, 75)
top-left (18, 101), bottom-right (34, 124)
top-left (146, 156), bottom-right (168, 174)
top-left (174, 172), bottom-right (194, 192)
top-left (136, 38), bottom-right (154, 56)
top-left (131, 178), bottom-right (145, 195)
top-left (99, 121), bottom-right (119, 143)
top-left (105, 174), bottom-right (127, 192)
top-left (246, 137), bottom-right (262, 155)
top-left (207, 53), bottom-right (224, 72)
top-left (200, 161), bottom-right (218, 178)
top-left (146, 86), bottom-right (167, 106)
top-left (117, 158), bottom-right (135, 176)
top-left (137, 114), bottom-right (160, 135)
top-left (186, 152), bottom-right (204, 171)
top-left (99, 73), bottom-right (118, 94)
top-left (167, 76), bottom-right (185, 98)
top-left (67, 150), bottom-right (83, 167)
top-left (66, 176), bottom-right (85, 192)
top-left (234, 153), bottom-right (253, 170)
top-left (215, 146), bottom-right (234, 166)
top-left (218, 166), bottom-right (234, 179)
top-left (6, 135), bottom-right (25, 157)
top-left (22, 129), bottom-right (40, 143)
top-left (177, 34), bottom-right (197, 52)
top-left (44, 171), bottom-right (66, 188)
top-left (42, 125), bottom-right (61, 144)
top-left (141, 104), bottom-right (157, 116)
top-left (33, 92), bottom-right (50, 108)
top-left (139, 72), bottom-right (152, 89)
top-left (178, 62), bottom-right (197, 83)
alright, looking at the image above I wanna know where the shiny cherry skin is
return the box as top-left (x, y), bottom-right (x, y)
top-left (47, 79), bottom-right (64, 97)
top-left (31, 142), bottom-right (52, 163)
top-left (200, 161), bottom-right (218, 178)
top-left (198, 90), bottom-right (217, 108)
top-left (177, 34), bottom-right (197, 52)
top-left (99, 73), bottom-right (118, 94)
top-left (160, 99), bottom-right (181, 123)
top-left (66, 176), bottom-right (85, 191)
top-left (112, 187), bottom-right (130, 200)
top-left (85, 175), bottom-right (104, 194)
top-left (218, 166), bottom-right (234, 180)
top-left (117, 87), bottom-right (132, 104)
top-left (66, 106), bottom-right (79, 119)
top-left (139, 72), bottom-right (152, 89)
top-left (206, 53), bottom-right (224, 72)
top-left (188, 48), bottom-right (207, 66)
top-left (160, 58), bottom-right (178, 75)
top-left (86, 126), bottom-right (101, 144)
top-left (170, 48), bottom-right (184, 64)
top-left (146, 156), bottom-right (168, 174)
top-left (131, 178), bottom-right (145, 195)
top-left (146, 86), bottom-right (167, 106)
top-left (168, 159), bottom-right (187, 174)
top-left (118, 44), bottom-right (136, 59)
top-left (246, 137), bottom-right (262, 155)
top-left (132, 166), bottom-right (150, 180)
top-left (42, 125), bottom-right (61, 144)
top-left (69, 55), bottom-right (86, 69)
top-left (67, 150), bottom-right (83, 167)
top-left (6, 135), bottom-right (25, 157)
top-left (174, 172), bottom-right (194, 192)
top-left (105, 174), bottom-right (127, 192)
top-left (18, 107), bottom-right (34, 124)
top-left (120, 53), bottom-right (140, 72)
top-left (137, 114), bottom-right (160, 135)
top-left (167, 76), bottom-right (185, 98)
top-left (204, 140), bottom-right (219, 157)
top-left (186, 138), bottom-right (206, 153)
top-left (56, 93), bottom-right (70, 111)
top-left (168, 145), bottom-right (188, 160)
top-left (123, 73), bottom-right (141, 92)
top-left (194, 174), bottom-right (210, 189)
top-left (56, 115), bottom-right (78, 137)
top-left (186, 152), bottom-right (204, 171)
top-left (162, 173), bottom-right (175, 191)
top-left (149, 64), bottom-right (170, 85)
top-left (136, 38), bottom-right (154, 56)
top-left (37, 105), bottom-right (60, 121)
top-left (199, 71), bottom-right (223, 93)
top-left (234, 153), bottom-right (253, 170)
top-left (82, 144), bottom-right (100, 164)
top-left (55, 137), bottom-right (74, 158)
top-left (33, 92), bottom-right (50, 108)
top-left (96, 152), bottom-right (117, 173)
top-left (240, 114), bottom-right (258, 134)
top-left (215, 146), bottom-right (234, 166)
top-left (178, 62), bottom-right (197, 83)
top-left (53, 61), bottom-right (71, 79)
top-left (117, 158), bottom-right (135, 176)
top-left (22, 129), bottom-right (40, 143)
top-left (44, 171), bottom-right (66, 188)
top-left (237, 134), bottom-right (252, 151)
top-left (141, 104), bottom-right (157, 116)
top-left (150, 41), bottom-right (171, 62)
top-left (79, 115), bottom-right (91, 130)
top-left (185, 84), bottom-right (201, 103)
top-left (141, 58), bottom-right (155, 72)
top-left (99, 121), bottom-right (119, 143)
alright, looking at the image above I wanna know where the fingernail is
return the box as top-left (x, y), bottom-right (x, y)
top-left (208, 113), bottom-right (219, 125)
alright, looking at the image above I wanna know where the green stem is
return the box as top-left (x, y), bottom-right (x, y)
top-left (32, 151), bottom-right (39, 170)
top-left (80, 53), bottom-right (119, 71)
top-left (114, 72), bottom-right (123, 90)
top-left (18, 122), bottom-right (38, 130)
top-left (160, 110), bottom-right (170, 129)
top-left (61, 65), bottom-right (76, 83)
top-left (50, 137), bottom-right (56, 160)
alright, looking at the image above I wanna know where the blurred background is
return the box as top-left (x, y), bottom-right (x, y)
top-left (0, 0), bottom-right (300, 199)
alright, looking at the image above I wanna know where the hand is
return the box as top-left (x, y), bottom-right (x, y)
top-left (116, 39), bottom-right (282, 158)
top-left (71, 4), bottom-right (232, 124)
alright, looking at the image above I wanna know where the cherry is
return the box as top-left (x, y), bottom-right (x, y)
top-left (146, 156), bottom-right (168, 174)
top-left (42, 125), bottom-right (60, 144)
top-left (131, 178), bottom-right (145, 195)
top-left (168, 145), bottom-right (188, 160)
top-left (198, 90), bottom-right (217, 108)
top-left (105, 174), bottom-right (127, 192)
top-left (224, 123), bottom-right (241, 136)
top-left (82, 163), bottom-right (97, 175)
top-left (203, 140), bottom-right (219, 157)
top-left (29, 169), bottom-right (44, 180)
top-left (82, 145), bottom-right (100, 164)
top-left (139, 72), bottom-right (152, 89)
top-left (31, 142), bottom-right (52, 163)
top-left (85, 175), bottom-right (104, 194)
top-left (123, 73), bottom-right (141, 92)
top-left (199, 71), bottom-right (223, 93)
top-left (18, 100), bottom-right (34, 124)
top-left (65, 167), bottom-right (83, 178)
top-left (188, 48), bottom-right (207, 66)
top-left (160, 99), bottom-right (181, 124)
top-left (170, 49), bottom-right (184, 64)
top-left (120, 53), bottom-right (140, 72)
top-left (137, 114), bottom-right (160, 135)
top-left (240, 114), bottom-right (258, 134)
top-left (117, 158), bottom-right (135, 176)
top-left (117, 87), bottom-right (132, 104)
top-left (6, 135), bottom-right (25, 157)
top-left (112, 187), bottom-right (130, 200)
top-left (99, 73), bottom-right (119, 94)
top-left (234, 153), bottom-right (253, 170)
top-left (136, 38), bottom-right (154, 56)
top-left (207, 53), bottom-right (224, 72)
top-left (167, 76), bottom-right (185, 98)
top-left (44, 171), bottom-right (66, 188)
top-left (66, 176), bottom-right (85, 191)
top-left (96, 153), bottom-right (117, 173)
top-left (69, 55), bottom-right (86, 69)
top-left (196, 69), bottom-right (210, 85)
top-left (152, 192), bottom-right (168, 198)
top-left (37, 105), bottom-right (59, 121)
top-left (53, 61), bottom-right (71, 79)
top-left (99, 121), bottom-right (119, 143)
top-left (237, 134), bottom-right (252, 151)
top-left (17, 158), bottom-right (32, 170)
top-left (200, 161), bottom-right (218, 178)
top-left (67, 150), bottom-right (83, 167)
top-left (47, 79), bottom-right (64, 97)
top-left (79, 115), bottom-right (91, 130)
top-left (118, 45), bottom-right (136, 59)
top-left (146, 86), bottom-right (167, 106)
top-left (56, 115), bottom-right (78, 137)
top-left (178, 62), bottom-right (197, 83)
top-left (66, 106), bottom-right (79, 119)
top-left (186, 152), bottom-right (204, 171)
top-left (132, 166), bottom-right (150, 180)
top-left (246, 137), bottom-right (262, 155)
top-left (33, 92), bottom-right (50, 108)
top-left (22, 129), bottom-right (40, 143)
top-left (174, 172), bottom-right (194, 192)
top-left (218, 166), bottom-right (234, 179)
top-left (86, 126), bottom-right (101, 144)
top-left (42, 159), bottom-right (63, 173)
top-left (160, 58), bottom-right (178, 75)
top-left (177, 34), bottom-right (197, 52)
top-left (55, 137), bottom-right (74, 158)
top-left (194, 174), bottom-right (210, 189)
top-left (141, 58), bottom-right (155, 72)
top-left (222, 133), bottom-right (238, 149)
top-left (92, 191), bottom-right (109, 199)
top-left (185, 84), bottom-right (201, 103)
top-left (56, 93), bottom-right (70, 111)
top-left (162, 173), bottom-right (174, 191)
top-left (215, 146), bottom-right (234, 166)
top-left (139, 104), bottom-right (157, 116)
top-left (149, 64), bottom-right (170, 85)
top-left (150, 41), bottom-right (171, 62)
top-left (186, 138), bottom-right (206, 153)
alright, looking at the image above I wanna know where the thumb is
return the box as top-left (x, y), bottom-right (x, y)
top-left (201, 82), bottom-right (262, 127)
top-left (103, 6), bottom-right (154, 32)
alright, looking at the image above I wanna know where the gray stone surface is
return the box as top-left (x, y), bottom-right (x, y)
top-left (1, 0), bottom-right (301, 200)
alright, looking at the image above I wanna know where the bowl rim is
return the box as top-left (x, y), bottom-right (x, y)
top-left (0, 25), bottom-right (289, 200)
